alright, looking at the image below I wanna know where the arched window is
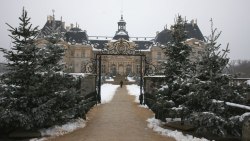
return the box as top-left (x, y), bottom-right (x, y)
top-left (111, 64), bottom-right (116, 76)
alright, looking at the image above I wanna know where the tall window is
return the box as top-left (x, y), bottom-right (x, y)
top-left (111, 64), bottom-right (116, 76)
top-left (157, 52), bottom-right (161, 60)
top-left (136, 64), bottom-right (140, 74)
top-left (82, 50), bottom-right (85, 57)
top-left (102, 64), bottom-right (106, 73)
top-left (126, 64), bottom-right (132, 75)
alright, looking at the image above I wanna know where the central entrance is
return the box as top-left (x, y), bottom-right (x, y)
top-left (118, 64), bottom-right (124, 75)
top-left (83, 38), bottom-right (157, 104)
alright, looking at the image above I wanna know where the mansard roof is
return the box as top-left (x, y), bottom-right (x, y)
top-left (64, 28), bottom-right (88, 44)
top-left (89, 40), bottom-right (109, 49)
top-left (40, 20), bottom-right (66, 37)
top-left (155, 22), bottom-right (205, 44)
top-left (185, 23), bottom-right (205, 41)
top-left (113, 32), bottom-right (129, 40)
top-left (133, 40), bottom-right (154, 50)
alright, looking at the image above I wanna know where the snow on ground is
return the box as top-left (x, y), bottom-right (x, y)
top-left (30, 118), bottom-right (86, 141)
top-left (101, 84), bottom-right (119, 103)
top-left (126, 84), bottom-right (208, 141)
top-left (30, 84), bottom-right (119, 141)
top-left (105, 77), bottom-right (114, 82)
top-left (139, 104), bottom-right (149, 109)
top-left (147, 118), bottom-right (208, 141)
top-left (127, 77), bottom-right (136, 82)
top-left (126, 84), bottom-right (140, 103)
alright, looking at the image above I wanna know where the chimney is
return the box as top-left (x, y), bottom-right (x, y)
top-left (66, 26), bottom-right (70, 31)
top-left (62, 22), bottom-right (65, 29)
top-left (191, 19), bottom-right (194, 27)
top-left (156, 31), bottom-right (159, 36)
top-left (47, 15), bottom-right (53, 23)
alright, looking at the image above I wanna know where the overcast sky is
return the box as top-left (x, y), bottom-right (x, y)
top-left (0, 0), bottom-right (250, 61)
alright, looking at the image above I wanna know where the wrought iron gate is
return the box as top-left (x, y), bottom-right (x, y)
top-left (82, 38), bottom-right (159, 104)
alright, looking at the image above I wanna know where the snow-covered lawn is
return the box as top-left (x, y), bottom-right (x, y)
top-left (101, 84), bottom-right (119, 103)
top-left (126, 84), bottom-right (140, 103)
top-left (147, 118), bottom-right (208, 141)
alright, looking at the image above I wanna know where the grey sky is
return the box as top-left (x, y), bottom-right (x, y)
top-left (0, 0), bottom-right (250, 61)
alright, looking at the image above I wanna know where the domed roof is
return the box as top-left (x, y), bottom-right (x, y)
top-left (113, 15), bottom-right (129, 40)
top-left (113, 30), bottom-right (129, 40)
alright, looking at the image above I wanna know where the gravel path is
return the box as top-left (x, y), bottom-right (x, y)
top-left (49, 85), bottom-right (175, 141)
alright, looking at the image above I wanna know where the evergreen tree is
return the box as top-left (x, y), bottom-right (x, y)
top-left (155, 15), bottom-right (193, 122)
top-left (185, 19), bottom-right (248, 136)
top-left (0, 7), bottom-right (40, 130)
top-left (0, 8), bottom-right (87, 130)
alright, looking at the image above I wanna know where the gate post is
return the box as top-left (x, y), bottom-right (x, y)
top-left (97, 55), bottom-right (102, 103)
top-left (139, 55), bottom-right (143, 105)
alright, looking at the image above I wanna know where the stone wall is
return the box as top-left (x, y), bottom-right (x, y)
top-left (144, 76), bottom-right (166, 95)
top-left (242, 116), bottom-right (250, 141)
top-left (80, 74), bottom-right (96, 96)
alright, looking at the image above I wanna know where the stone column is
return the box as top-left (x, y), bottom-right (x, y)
top-left (242, 116), bottom-right (250, 141)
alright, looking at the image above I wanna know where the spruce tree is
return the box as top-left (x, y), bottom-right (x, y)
top-left (0, 8), bottom-right (86, 130)
top-left (0, 7), bottom-right (40, 130)
top-left (155, 15), bottom-right (193, 122)
top-left (185, 19), bottom-right (248, 136)
top-left (30, 37), bottom-right (86, 128)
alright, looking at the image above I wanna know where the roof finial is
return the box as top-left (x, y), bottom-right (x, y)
top-left (120, 0), bottom-right (124, 19)
top-left (52, 9), bottom-right (55, 20)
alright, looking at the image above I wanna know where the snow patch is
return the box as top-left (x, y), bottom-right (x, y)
top-left (139, 104), bottom-right (149, 109)
top-left (159, 85), bottom-right (168, 91)
top-left (69, 73), bottom-right (87, 78)
top-left (40, 118), bottom-right (86, 136)
top-left (30, 118), bottom-right (86, 141)
top-left (101, 84), bottom-right (119, 103)
top-left (127, 77), bottom-right (136, 82)
top-left (239, 112), bottom-right (250, 122)
top-left (126, 84), bottom-right (140, 103)
top-left (147, 118), bottom-right (208, 141)
top-left (247, 80), bottom-right (250, 85)
top-left (226, 102), bottom-right (250, 111)
top-left (105, 77), bottom-right (114, 82)
top-left (212, 99), bottom-right (250, 111)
